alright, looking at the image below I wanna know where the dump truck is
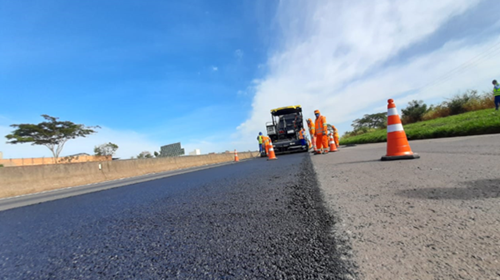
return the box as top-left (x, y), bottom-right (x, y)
top-left (263, 105), bottom-right (309, 156)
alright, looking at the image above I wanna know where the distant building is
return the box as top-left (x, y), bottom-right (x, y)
top-left (160, 142), bottom-right (185, 157)
top-left (188, 149), bottom-right (201, 156)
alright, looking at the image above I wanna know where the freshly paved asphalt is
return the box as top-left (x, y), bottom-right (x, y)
top-left (0, 161), bottom-right (238, 212)
top-left (0, 152), bottom-right (354, 279)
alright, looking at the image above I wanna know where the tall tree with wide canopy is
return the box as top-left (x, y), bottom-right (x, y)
top-left (5, 114), bottom-right (99, 163)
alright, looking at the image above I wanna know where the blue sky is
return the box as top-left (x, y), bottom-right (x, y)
top-left (0, 0), bottom-right (274, 127)
top-left (1, 0), bottom-right (500, 158)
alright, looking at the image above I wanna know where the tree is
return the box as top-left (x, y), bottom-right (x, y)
top-left (401, 100), bottom-right (428, 124)
top-left (341, 112), bottom-right (387, 137)
top-left (94, 142), bottom-right (119, 156)
top-left (351, 112), bottom-right (387, 131)
top-left (137, 151), bottom-right (153, 159)
top-left (153, 151), bottom-right (160, 158)
top-left (5, 115), bottom-right (99, 163)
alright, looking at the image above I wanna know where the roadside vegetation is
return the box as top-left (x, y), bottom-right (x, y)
top-left (137, 151), bottom-right (154, 159)
top-left (94, 142), bottom-right (119, 157)
top-left (340, 90), bottom-right (499, 145)
top-left (5, 115), bottom-right (99, 163)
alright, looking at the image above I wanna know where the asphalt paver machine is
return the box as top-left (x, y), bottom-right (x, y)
top-left (263, 105), bottom-right (309, 155)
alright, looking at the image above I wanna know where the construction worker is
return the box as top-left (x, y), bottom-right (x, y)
top-left (261, 135), bottom-right (271, 155)
top-left (493, 80), bottom-right (500, 111)
top-left (331, 125), bottom-right (340, 147)
top-left (298, 127), bottom-right (307, 146)
top-left (314, 110), bottom-right (329, 154)
top-left (306, 118), bottom-right (315, 152)
top-left (257, 132), bottom-right (264, 154)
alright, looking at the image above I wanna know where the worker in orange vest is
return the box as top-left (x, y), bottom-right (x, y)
top-left (298, 127), bottom-right (307, 147)
top-left (314, 110), bottom-right (329, 154)
top-left (306, 118), bottom-right (315, 151)
top-left (261, 135), bottom-right (271, 155)
top-left (331, 125), bottom-right (340, 147)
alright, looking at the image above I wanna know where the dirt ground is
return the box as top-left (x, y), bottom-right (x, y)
top-left (312, 135), bottom-right (500, 280)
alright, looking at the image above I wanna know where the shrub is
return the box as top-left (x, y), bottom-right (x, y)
top-left (401, 100), bottom-right (428, 124)
top-left (422, 105), bottom-right (450, 121)
top-left (0, 164), bottom-right (3, 167)
top-left (342, 89), bottom-right (496, 143)
top-left (445, 90), bottom-right (478, 115)
top-left (463, 91), bottom-right (494, 112)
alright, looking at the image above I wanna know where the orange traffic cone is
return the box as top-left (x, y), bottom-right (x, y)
top-left (267, 142), bottom-right (277, 161)
top-left (329, 133), bottom-right (338, 152)
top-left (234, 149), bottom-right (239, 162)
top-left (381, 99), bottom-right (420, 161)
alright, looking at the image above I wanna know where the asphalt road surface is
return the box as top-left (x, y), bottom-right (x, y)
top-left (0, 161), bottom-right (239, 212)
top-left (0, 152), bottom-right (354, 279)
top-left (313, 134), bottom-right (500, 279)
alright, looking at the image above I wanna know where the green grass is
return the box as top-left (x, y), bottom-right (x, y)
top-left (340, 108), bottom-right (500, 145)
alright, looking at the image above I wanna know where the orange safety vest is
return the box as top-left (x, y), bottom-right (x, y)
top-left (315, 115), bottom-right (327, 135)
top-left (261, 136), bottom-right (271, 146)
top-left (331, 125), bottom-right (339, 137)
top-left (299, 129), bottom-right (306, 139)
top-left (307, 119), bottom-right (315, 136)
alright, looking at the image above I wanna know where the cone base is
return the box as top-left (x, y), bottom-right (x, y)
top-left (267, 157), bottom-right (278, 161)
top-left (381, 153), bottom-right (420, 161)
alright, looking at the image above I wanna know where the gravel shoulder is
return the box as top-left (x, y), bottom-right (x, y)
top-left (312, 135), bottom-right (500, 280)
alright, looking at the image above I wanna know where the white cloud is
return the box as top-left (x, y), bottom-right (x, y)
top-left (181, 133), bottom-right (258, 155)
top-left (212, 66), bottom-right (218, 71)
top-left (236, 0), bottom-right (494, 144)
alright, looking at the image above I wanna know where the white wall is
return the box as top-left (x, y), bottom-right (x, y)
top-left (188, 149), bottom-right (201, 156)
